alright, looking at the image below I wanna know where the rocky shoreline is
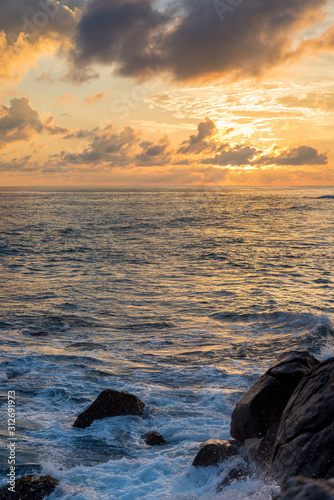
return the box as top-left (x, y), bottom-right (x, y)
top-left (1, 350), bottom-right (333, 499)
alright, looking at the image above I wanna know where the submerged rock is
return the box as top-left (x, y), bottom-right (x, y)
top-left (73, 389), bottom-right (145, 428)
top-left (0, 474), bottom-right (59, 500)
top-left (192, 439), bottom-right (239, 467)
top-left (230, 351), bottom-right (319, 442)
top-left (271, 357), bottom-right (334, 483)
top-left (142, 431), bottom-right (166, 446)
top-left (273, 476), bottom-right (334, 500)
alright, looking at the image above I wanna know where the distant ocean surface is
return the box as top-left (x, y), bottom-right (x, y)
top-left (0, 186), bottom-right (334, 499)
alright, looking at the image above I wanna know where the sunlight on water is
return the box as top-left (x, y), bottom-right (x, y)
top-left (0, 187), bottom-right (333, 499)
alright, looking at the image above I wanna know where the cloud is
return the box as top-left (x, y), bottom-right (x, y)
top-left (53, 118), bottom-right (329, 173)
top-left (203, 143), bottom-right (328, 167)
top-left (83, 92), bottom-right (106, 106)
top-left (0, 0), bottom-right (80, 43)
top-left (69, 0), bottom-right (168, 79)
top-left (2, 118), bottom-right (331, 186)
top-left (0, 0), bottom-right (80, 83)
top-left (60, 125), bottom-right (140, 165)
top-left (0, 97), bottom-right (69, 149)
top-left (136, 136), bottom-right (171, 166)
top-left (277, 92), bottom-right (334, 112)
top-left (56, 93), bottom-right (76, 105)
top-left (0, 97), bottom-right (43, 148)
top-left (203, 144), bottom-right (259, 166)
top-left (59, 124), bottom-right (174, 168)
top-left (258, 145), bottom-right (328, 166)
top-left (43, 115), bottom-right (70, 135)
top-left (178, 117), bottom-right (217, 154)
top-left (70, 0), bottom-right (333, 82)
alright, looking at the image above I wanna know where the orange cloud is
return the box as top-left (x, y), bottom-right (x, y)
top-left (83, 92), bottom-right (106, 106)
top-left (0, 31), bottom-right (57, 84)
top-left (56, 93), bottom-right (76, 106)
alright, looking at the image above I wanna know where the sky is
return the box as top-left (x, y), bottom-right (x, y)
top-left (0, 0), bottom-right (334, 186)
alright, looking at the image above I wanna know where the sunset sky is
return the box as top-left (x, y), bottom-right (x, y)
top-left (1, 0), bottom-right (334, 186)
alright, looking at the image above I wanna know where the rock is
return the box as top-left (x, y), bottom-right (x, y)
top-left (0, 475), bottom-right (58, 500)
top-left (73, 389), bottom-right (145, 428)
top-left (216, 462), bottom-right (251, 491)
top-left (142, 431), bottom-right (166, 446)
top-left (230, 351), bottom-right (319, 442)
top-left (273, 476), bottom-right (334, 500)
top-left (243, 423), bottom-right (279, 469)
top-left (271, 357), bottom-right (334, 483)
top-left (192, 439), bottom-right (239, 467)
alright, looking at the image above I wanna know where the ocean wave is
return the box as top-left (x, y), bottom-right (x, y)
top-left (211, 310), bottom-right (333, 330)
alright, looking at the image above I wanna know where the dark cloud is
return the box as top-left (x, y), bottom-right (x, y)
top-left (178, 118), bottom-right (217, 154)
top-left (136, 136), bottom-right (171, 165)
top-left (64, 128), bottom-right (91, 139)
top-left (61, 125), bottom-right (139, 165)
top-left (70, 0), bottom-right (331, 81)
top-left (203, 143), bottom-right (328, 167)
top-left (203, 144), bottom-right (259, 166)
top-left (0, 0), bottom-right (80, 43)
top-left (54, 118), bottom-right (329, 170)
top-left (43, 115), bottom-right (70, 135)
top-left (60, 125), bottom-right (173, 167)
top-left (0, 97), bottom-right (43, 148)
top-left (69, 0), bottom-right (168, 80)
top-left (0, 97), bottom-right (69, 148)
top-left (258, 146), bottom-right (328, 166)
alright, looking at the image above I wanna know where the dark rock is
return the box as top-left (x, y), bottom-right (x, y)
top-left (243, 437), bottom-right (263, 462)
top-left (273, 476), bottom-right (334, 500)
top-left (271, 357), bottom-right (334, 483)
top-left (192, 439), bottom-right (239, 467)
top-left (0, 475), bottom-right (58, 500)
top-left (73, 389), bottom-right (145, 428)
top-left (243, 423), bottom-right (279, 469)
top-left (142, 431), bottom-right (166, 446)
top-left (230, 351), bottom-right (319, 442)
top-left (217, 462), bottom-right (250, 491)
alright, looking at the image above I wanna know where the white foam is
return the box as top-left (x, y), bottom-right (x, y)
top-left (42, 456), bottom-right (278, 500)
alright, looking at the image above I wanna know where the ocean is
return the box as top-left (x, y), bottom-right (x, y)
top-left (0, 186), bottom-right (333, 499)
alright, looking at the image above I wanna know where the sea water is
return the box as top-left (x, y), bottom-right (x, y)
top-left (0, 186), bottom-right (333, 499)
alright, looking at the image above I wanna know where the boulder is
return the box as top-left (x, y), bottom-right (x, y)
top-left (192, 439), bottom-right (239, 467)
top-left (273, 476), bottom-right (334, 500)
top-left (243, 423), bottom-right (279, 469)
top-left (230, 351), bottom-right (319, 442)
top-left (216, 462), bottom-right (251, 491)
top-left (271, 357), bottom-right (334, 483)
top-left (142, 431), bottom-right (166, 446)
top-left (73, 389), bottom-right (145, 428)
top-left (0, 475), bottom-right (58, 500)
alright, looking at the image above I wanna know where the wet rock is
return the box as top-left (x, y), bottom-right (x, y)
top-left (0, 474), bottom-right (59, 500)
top-left (142, 431), bottom-right (166, 446)
top-left (192, 439), bottom-right (239, 467)
top-left (243, 424), bottom-right (279, 469)
top-left (216, 462), bottom-right (251, 491)
top-left (73, 389), bottom-right (145, 428)
top-left (271, 357), bottom-right (334, 483)
top-left (230, 351), bottom-right (319, 442)
top-left (273, 476), bottom-right (334, 500)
